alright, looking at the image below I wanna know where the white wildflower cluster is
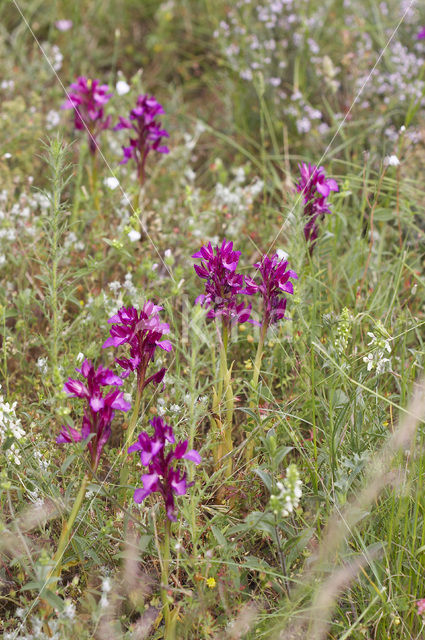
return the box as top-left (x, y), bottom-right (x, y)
top-left (0, 386), bottom-right (25, 465)
top-left (1, 79), bottom-right (15, 91)
top-left (363, 325), bottom-right (392, 374)
top-left (64, 231), bottom-right (85, 252)
top-left (269, 464), bottom-right (302, 518)
top-left (0, 188), bottom-right (51, 268)
top-left (100, 576), bottom-right (112, 608)
top-left (157, 397), bottom-right (181, 417)
top-left (384, 154), bottom-right (400, 167)
top-left (6, 602), bottom-right (76, 640)
top-left (41, 42), bottom-right (63, 71)
top-left (46, 109), bottom-right (61, 130)
top-left (213, 0), bottom-right (333, 135)
top-left (335, 307), bottom-right (352, 355)
top-left (36, 357), bottom-right (48, 375)
top-left (104, 176), bottom-right (120, 190)
top-left (115, 70), bottom-right (130, 96)
top-left (33, 448), bottom-right (50, 472)
top-left (184, 393), bottom-right (208, 407)
top-left (350, 17), bottom-right (425, 143)
top-left (27, 486), bottom-right (44, 508)
top-left (93, 273), bottom-right (141, 319)
top-left (212, 166), bottom-right (264, 237)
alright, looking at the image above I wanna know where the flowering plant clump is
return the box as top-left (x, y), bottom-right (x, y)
top-left (103, 302), bottom-right (172, 394)
top-left (269, 464), bottom-right (302, 518)
top-left (244, 254), bottom-right (297, 329)
top-left (295, 162), bottom-right (338, 251)
top-left (363, 329), bottom-right (392, 375)
top-left (114, 94), bottom-right (169, 184)
top-left (62, 77), bottom-right (113, 154)
top-left (129, 416), bottom-right (201, 521)
top-left (57, 359), bottom-right (131, 471)
top-left (0, 385), bottom-right (25, 466)
top-left (192, 239), bottom-right (252, 327)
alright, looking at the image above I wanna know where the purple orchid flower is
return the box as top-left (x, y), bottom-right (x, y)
top-left (418, 27), bottom-right (425, 39)
top-left (57, 360), bottom-right (131, 470)
top-left (192, 239), bottom-right (252, 328)
top-left (244, 254), bottom-right (298, 328)
top-left (129, 417), bottom-right (201, 521)
top-left (62, 76), bottom-right (113, 154)
top-left (114, 94), bottom-right (169, 184)
top-left (295, 163), bottom-right (338, 253)
top-left (103, 302), bottom-right (172, 395)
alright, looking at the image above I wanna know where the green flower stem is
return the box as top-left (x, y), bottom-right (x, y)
top-left (50, 472), bottom-right (89, 584)
top-left (252, 322), bottom-right (267, 393)
top-left (89, 151), bottom-right (100, 213)
top-left (245, 322), bottom-right (267, 462)
top-left (124, 384), bottom-right (143, 455)
top-left (217, 324), bottom-right (234, 477)
top-left (161, 518), bottom-right (176, 639)
top-left (1, 307), bottom-right (8, 396)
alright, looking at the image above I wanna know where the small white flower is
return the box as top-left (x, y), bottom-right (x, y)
top-left (63, 600), bottom-right (76, 620)
top-left (102, 577), bottom-right (112, 593)
top-left (36, 357), bottom-right (48, 375)
top-left (76, 352), bottom-right (85, 363)
top-left (108, 280), bottom-right (121, 294)
top-left (276, 248), bottom-right (288, 261)
top-left (116, 80), bottom-right (130, 95)
top-left (55, 19), bottom-right (73, 31)
top-left (3, 153), bottom-right (12, 159)
top-left (170, 404), bottom-right (181, 413)
top-left (104, 176), bottom-right (119, 190)
top-left (363, 353), bottom-right (375, 371)
top-left (46, 109), bottom-right (61, 130)
top-left (384, 154), bottom-right (400, 167)
top-left (128, 229), bottom-right (141, 242)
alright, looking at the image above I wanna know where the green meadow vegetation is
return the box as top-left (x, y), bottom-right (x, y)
top-left (1, 1), bottom-right (425, 638)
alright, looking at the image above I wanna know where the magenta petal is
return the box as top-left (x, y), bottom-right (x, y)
top-left (141, 472), bottom-right (159, 492)
top-left (63, 379), bottom-right (88, 398)
top-left (183, 449), bottom-right (201, 464)
top-left (134, 487), bottom-right (150, 503)
top-left (327, 178), bottom-right (339, 192)
top-left (98, 371), bottom-right (123, 386)
top-left (90, 396), bottom-right (105, 412)
top-left (128, 441), bottom-right (142, 453)
top-left (103, 336), bottom-right (124, 348)
top-left (316, 182), bottom-right (330, 197)
top-left (158, 340), bottom-right (172, 352)
top-left (279, 282), bottom-right (294, 294)
top-left (56, 425), bottom-right (83, 444)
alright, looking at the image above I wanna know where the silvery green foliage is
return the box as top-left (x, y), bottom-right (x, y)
top-left (334, 451), bottom-right (369, 506)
